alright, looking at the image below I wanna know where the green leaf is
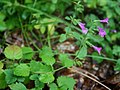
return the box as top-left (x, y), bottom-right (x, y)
top-left (114, 59), bottom-right (120, 71)
top-left (39, 72), bottom-right (54, 83)
top-left (22, 47), bottom-right (34, 59)
top-left (57, 76), bottom-right (75, 90)
top-left (59, 54), bottom-right (74, 67)
top-left (76, 45), bottom-right (87, 59)
top-left (0, 12), bottom-right (6, 21)
top-left (0, 61), bottom-right (3, 69)
top-left (30, 74), bottom-right (38, 80)
top-left (65, 16), bottom-right (71, 20)
top-left (4, 69), bottom-right (17, 84)
top-left (92, 52), bottom-right (103, 63)
top-left (30, 60), bottom-right (53, 73)
top-left (113, 45), bottom-right (120, 56)
top-left (0, 72), bottom-right (7, 89)
top-left (0, 21), bottom-right (7, 31)
top-left (115, 6), bottom-right (120, 15)
top-left (14, 64), bottom-right (30, 77)
top-left (35, 79), bottom-right (44, 89)
top-left (59, 34), bottom-right (66, 42)
top-left (4, 45), bottom-right (22, 60)
top-left (49, 83), bottom-right (58, 90)
top-left (72, 32), bottom-right (82, 40)
top-left (9, 82), bottom-right (27, 90)
top-left (39, 46), bottom-right (55, 65)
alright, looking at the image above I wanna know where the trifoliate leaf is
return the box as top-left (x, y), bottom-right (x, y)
top-left (4, 69), bottom-right (17, 84)
top-left (22, 47), bottom-right (34, 59)
top-left (57, 76), bottom-right (75, 90)
top-left (59, 54), bottom-right (74, 67)
top-left (39, 72), bottom-right (54, 83)
top-left (4, 45), bottom-right (22, 60)
top-left (9, 82), bottom-right (27, 90)
top-left (14, 64), bottom-right (30, 77)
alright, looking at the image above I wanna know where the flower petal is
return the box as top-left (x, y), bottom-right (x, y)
top-left (98, 27), bottom-right (106, 37)
top-left (78, 22), bottom-right (88, 34)
top-left (92, 45), bottom-right (102, 55)
top-left (100, 18), bottom-right (109, 23)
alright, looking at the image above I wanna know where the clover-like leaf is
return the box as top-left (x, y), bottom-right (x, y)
top-left (14, 64), bottom-right (30, 77)
top-left (4, 45), bottom-right (22, 60)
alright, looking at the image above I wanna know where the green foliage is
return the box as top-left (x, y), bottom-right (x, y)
top-left (0, 72), bottom-right (7, 89)
top-left (4, 69), bottom-right (17, 84)
top-left (76, 45), bottom-right (87, 59)
top-left (57, 76), bottom-right (76, 90)
top-left (39, 72), bottom-right (54, 83)
top-left (9, 82), bottom-right (27, 90)
top-left (39, 46), bottom-right (55, 65)
top-left (59, 54), bottom-right (74, 67)
top-left (14, 64), bottom-right (30, 77)
top-left (30, 60), bottom-right (53, 73)
top-left (22, 47), bottom-right (34, 60)
top-left (4, 45), bottom-right (22, 60)
top-left (49, 83), bottom-right (58, 90)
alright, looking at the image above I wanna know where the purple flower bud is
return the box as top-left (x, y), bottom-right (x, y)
top-left (100, 18), bottom-right (109, 23)
top-left (78, 22), bottom-right (88, 34)
top-left (92, 45), bottom-right (102, 55)
top-left (111, 30), bottom-right (117, 33)
top-left (98, 27), bottom-right (106, 37)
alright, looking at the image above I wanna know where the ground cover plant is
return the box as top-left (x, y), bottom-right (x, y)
top-left (0, 0), bottom-right (120, 90)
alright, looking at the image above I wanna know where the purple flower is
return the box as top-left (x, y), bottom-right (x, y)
top-left (98, 27), bottom-right (106, 37)
top-left (100, 18), bottom-right (109, 24)
top-left (78, 22), bottom-right (88, 34)
top-left (92, 45), bottom-right (102, 55)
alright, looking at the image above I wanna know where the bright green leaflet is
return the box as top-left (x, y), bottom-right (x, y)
top-left (22, 47), bottom-right (34, 59)
top-left (14, 64), bottom-right (30, 77)
top-left (9, 82), bottom-right (27, 90)
top-left (57, 76), bottom-right (76, 90)
top-left (59, 54), bottom-right (74, 67)
top-left (39, 72), bottom-right (54, 83)
top-left (4, 45), bottom-right (22, 60)
top-left (76, 45), bottom-right (87, 59)
top-left (39, 46), bottom-right (55, 65)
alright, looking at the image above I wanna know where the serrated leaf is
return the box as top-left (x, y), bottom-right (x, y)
top-left (49, 83), bottom-right (58, 90)
top-left (4, 69), bottom-right (17, 84)
top-left (57, 76), bottom-right (75, 90)
top-left (30, 60), bottom-right (53, 73)
top-left (39, 46), bottom-right (55, 65)
top-left (76, 45), bottom-right (87, 59)
top-left (4, 45), bottom-right (22, 60)
top-left (22, 47), bottom-right (34, 59)
top-left (9, 82), bottom-right (27, 90)
top-left (14, 64), bottom-right (30, 77)
top-left (39, 72), bottom-right (54, 83)
top-left (59, 54), bottom-right (74, 67)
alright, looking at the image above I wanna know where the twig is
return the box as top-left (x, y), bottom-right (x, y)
top-left (69, 66), bottom-right (111, 90)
